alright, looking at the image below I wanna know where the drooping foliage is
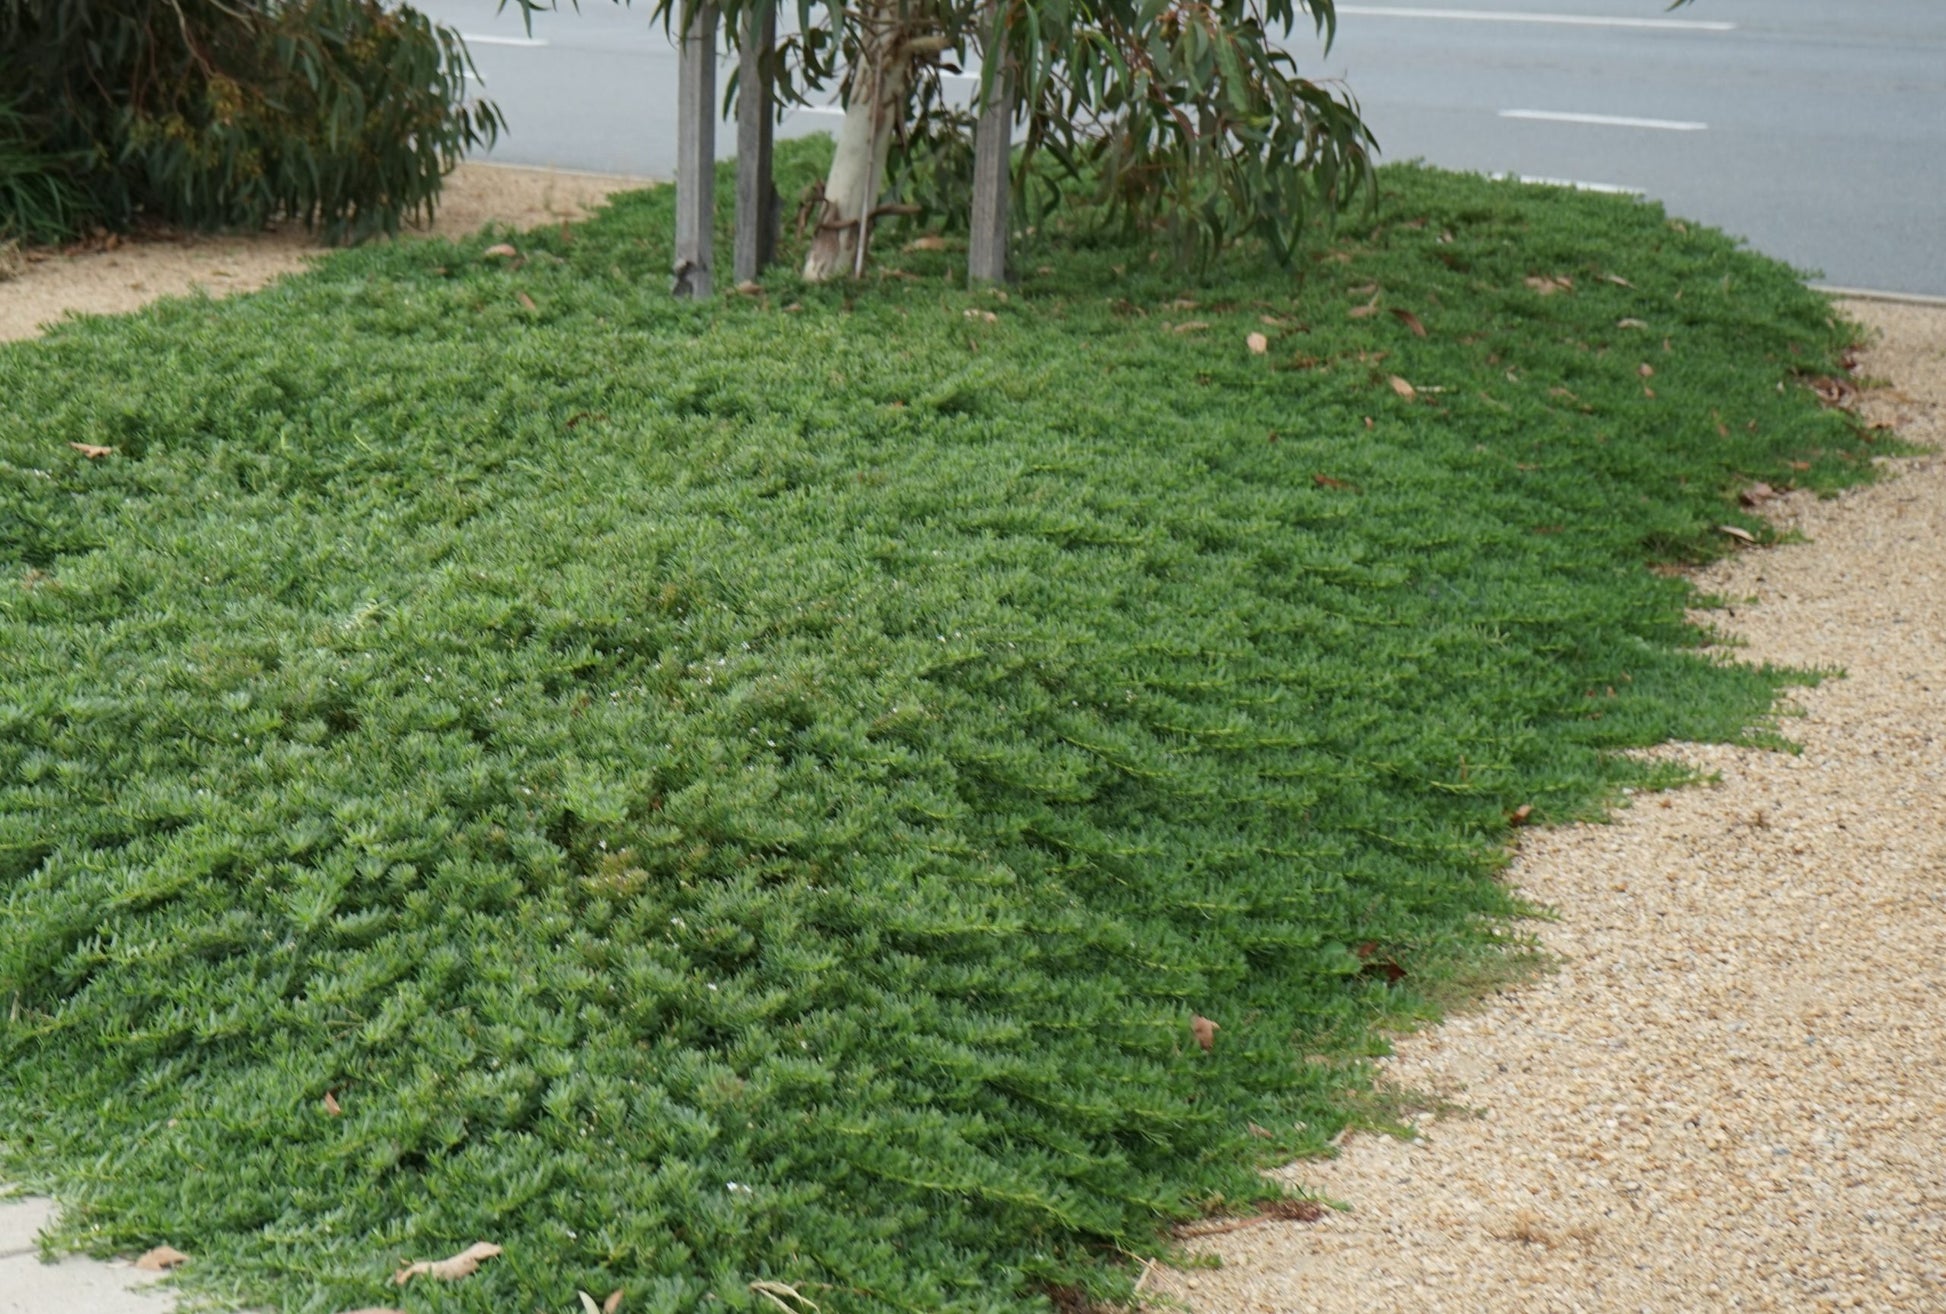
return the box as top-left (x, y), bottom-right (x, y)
top-left (521, 0), bottom-right (1377, 266)
top-left (0, 0), bottom-right (501, 242)
top-left (0, 94), bottom-right (92, 244)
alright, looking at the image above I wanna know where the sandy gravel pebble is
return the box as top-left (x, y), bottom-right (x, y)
top-left (1152, 300), bottom-right (1946, 1311)
top-left (0, 161), bottom-right (648, 344)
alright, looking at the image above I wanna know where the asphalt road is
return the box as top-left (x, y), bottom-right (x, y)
top-left (413, 0), bottom-right (1946, 297)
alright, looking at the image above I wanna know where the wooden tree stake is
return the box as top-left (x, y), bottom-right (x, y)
top-left (968, 58), bottom-right (1015, 284)
top-left (674, 0), bottom-right (719, 298)
top-left (734, 0), bottom-right (778, 284)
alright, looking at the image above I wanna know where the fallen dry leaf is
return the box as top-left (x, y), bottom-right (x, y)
top-left (1347, 296), bottom-right (1381, 320)
top-left (1509, 803), bottom-right (1534, 826)
top-left (391, 1242), bottom-right (503, 1286)
top-left (1389, 375), bottom-right (1417, 401)
top-left (482, 243), bottom-right (518, 259)
top-left (1740, 482), bottom-right (1778, 507)
top-left (1247, 1121), bottom-right (1275, 1138)
top-left (903, 234), bottom-right (948, 252)
top-left (517, 292), bottom-right (538, 312)
top-left (1604, 273), bottom-right (1634, 287)
top-left (1312, 473), bottom-right (1353, 491)
top-left (1717, 524), bottom-right (1757, 544)
top-left (1524, 274), bottom-right (1573, 296)
top-left (1172, 320), bottom-right (1210, 334)
top-left (1259, 1198), bottom-right (1326, 1222)
top-left (1391, 308), bottom-right (1428, 337)
top-left (1807, 375), bottom-right (1859, 408)
top-left (606, 1290), bottom-right (626, 1314)
top-left (1246, 332), bottom-right (1269, 355)
top-left (1353, 941), bottom-right (1408, 983)
top-left (323, 1090), bottom-right (342, 1117)
top-left (68, 442), bottom-right (114, 459)
top-left (749, 1280), bottom-right (820, 1314)
top-left (735, 280), bottom-right (763, 295)
top-left (1617, 317), bottom-right (1649, 330)
top-left (134, 1246), bottom-right (189, 1271)
top-left (1638, 362), bottom-right (1655, 378)
top-left (1191, 1014), bottom-right (1219, 1052)
top-left (1174, 1198), bottom-right (1325, 1239)
top-left (581, 1292), bottom-right (603, 1314)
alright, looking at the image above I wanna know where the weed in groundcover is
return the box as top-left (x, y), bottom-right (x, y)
top-left (0, 146), bottom-right (1882, 1312)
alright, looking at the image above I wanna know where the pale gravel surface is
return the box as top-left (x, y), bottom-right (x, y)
top-left (0, 161), bottom-right (649, 344)
top-left (1153, 300), bottom-right (1946, 1312)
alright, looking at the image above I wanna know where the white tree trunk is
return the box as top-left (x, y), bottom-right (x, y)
top-left (802, 8), bottom-right (941, 281)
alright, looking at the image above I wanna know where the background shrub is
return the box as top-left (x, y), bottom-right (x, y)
top-left (0, 95), bottom-right (94, 244)
top-left (0, 0), bottom-right (501, 243)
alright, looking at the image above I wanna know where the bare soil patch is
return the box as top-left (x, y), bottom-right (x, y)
top-left (0, 161), bottom-right (649, 343)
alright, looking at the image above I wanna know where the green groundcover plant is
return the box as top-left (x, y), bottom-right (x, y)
top-left (0, 145), bottom-right (1885, 1312)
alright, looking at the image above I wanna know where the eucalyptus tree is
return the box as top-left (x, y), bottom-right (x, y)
top-left (511, 0), bottom-right (1376, 278)
top-left (782, 0), bottom-right (1382, 279)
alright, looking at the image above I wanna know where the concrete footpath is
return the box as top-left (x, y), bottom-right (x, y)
top-left (0, 1194), bottom-right (178, 1314)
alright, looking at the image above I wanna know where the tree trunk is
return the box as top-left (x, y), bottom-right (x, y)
top-left (802, 6), bottom-right (942, 281)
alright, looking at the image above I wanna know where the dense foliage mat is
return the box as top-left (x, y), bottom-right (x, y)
top-left (0, 152), bottom-right (1880, 1312)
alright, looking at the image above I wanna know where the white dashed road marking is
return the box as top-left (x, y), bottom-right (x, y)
top-left (1336, 6), bottom-right (1735, 32)
top-left (460, 33), bottom-right (550, 47)
top-left (1500, 109), bottom-right (1708, 131)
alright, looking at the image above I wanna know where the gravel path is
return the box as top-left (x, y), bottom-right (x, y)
top-left (1153, 300), bottom-right (1946, 1312)
top-left (0, 162), bottom-right (645, 343)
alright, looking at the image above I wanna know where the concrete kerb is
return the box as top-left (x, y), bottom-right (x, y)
top-left (0, 1193), bottom-right (181, 1314)
top-left (1813, 283), bottom-right (1946, 309)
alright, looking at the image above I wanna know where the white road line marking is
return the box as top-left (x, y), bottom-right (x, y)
top-left (460, 33), bottom-right (550, 47)
top-left (1336, 6), bottom-right (1735, 31)
top-left (1500, 109), bottom-right (1707, 131)
top-left (1495, 173), bottom-right (1642, 195)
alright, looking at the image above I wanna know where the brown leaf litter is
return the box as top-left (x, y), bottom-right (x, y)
top-left (391, 1240), bottom-right (502, 1286)
top-left (133, 1245), bottom-right (188, 1271)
